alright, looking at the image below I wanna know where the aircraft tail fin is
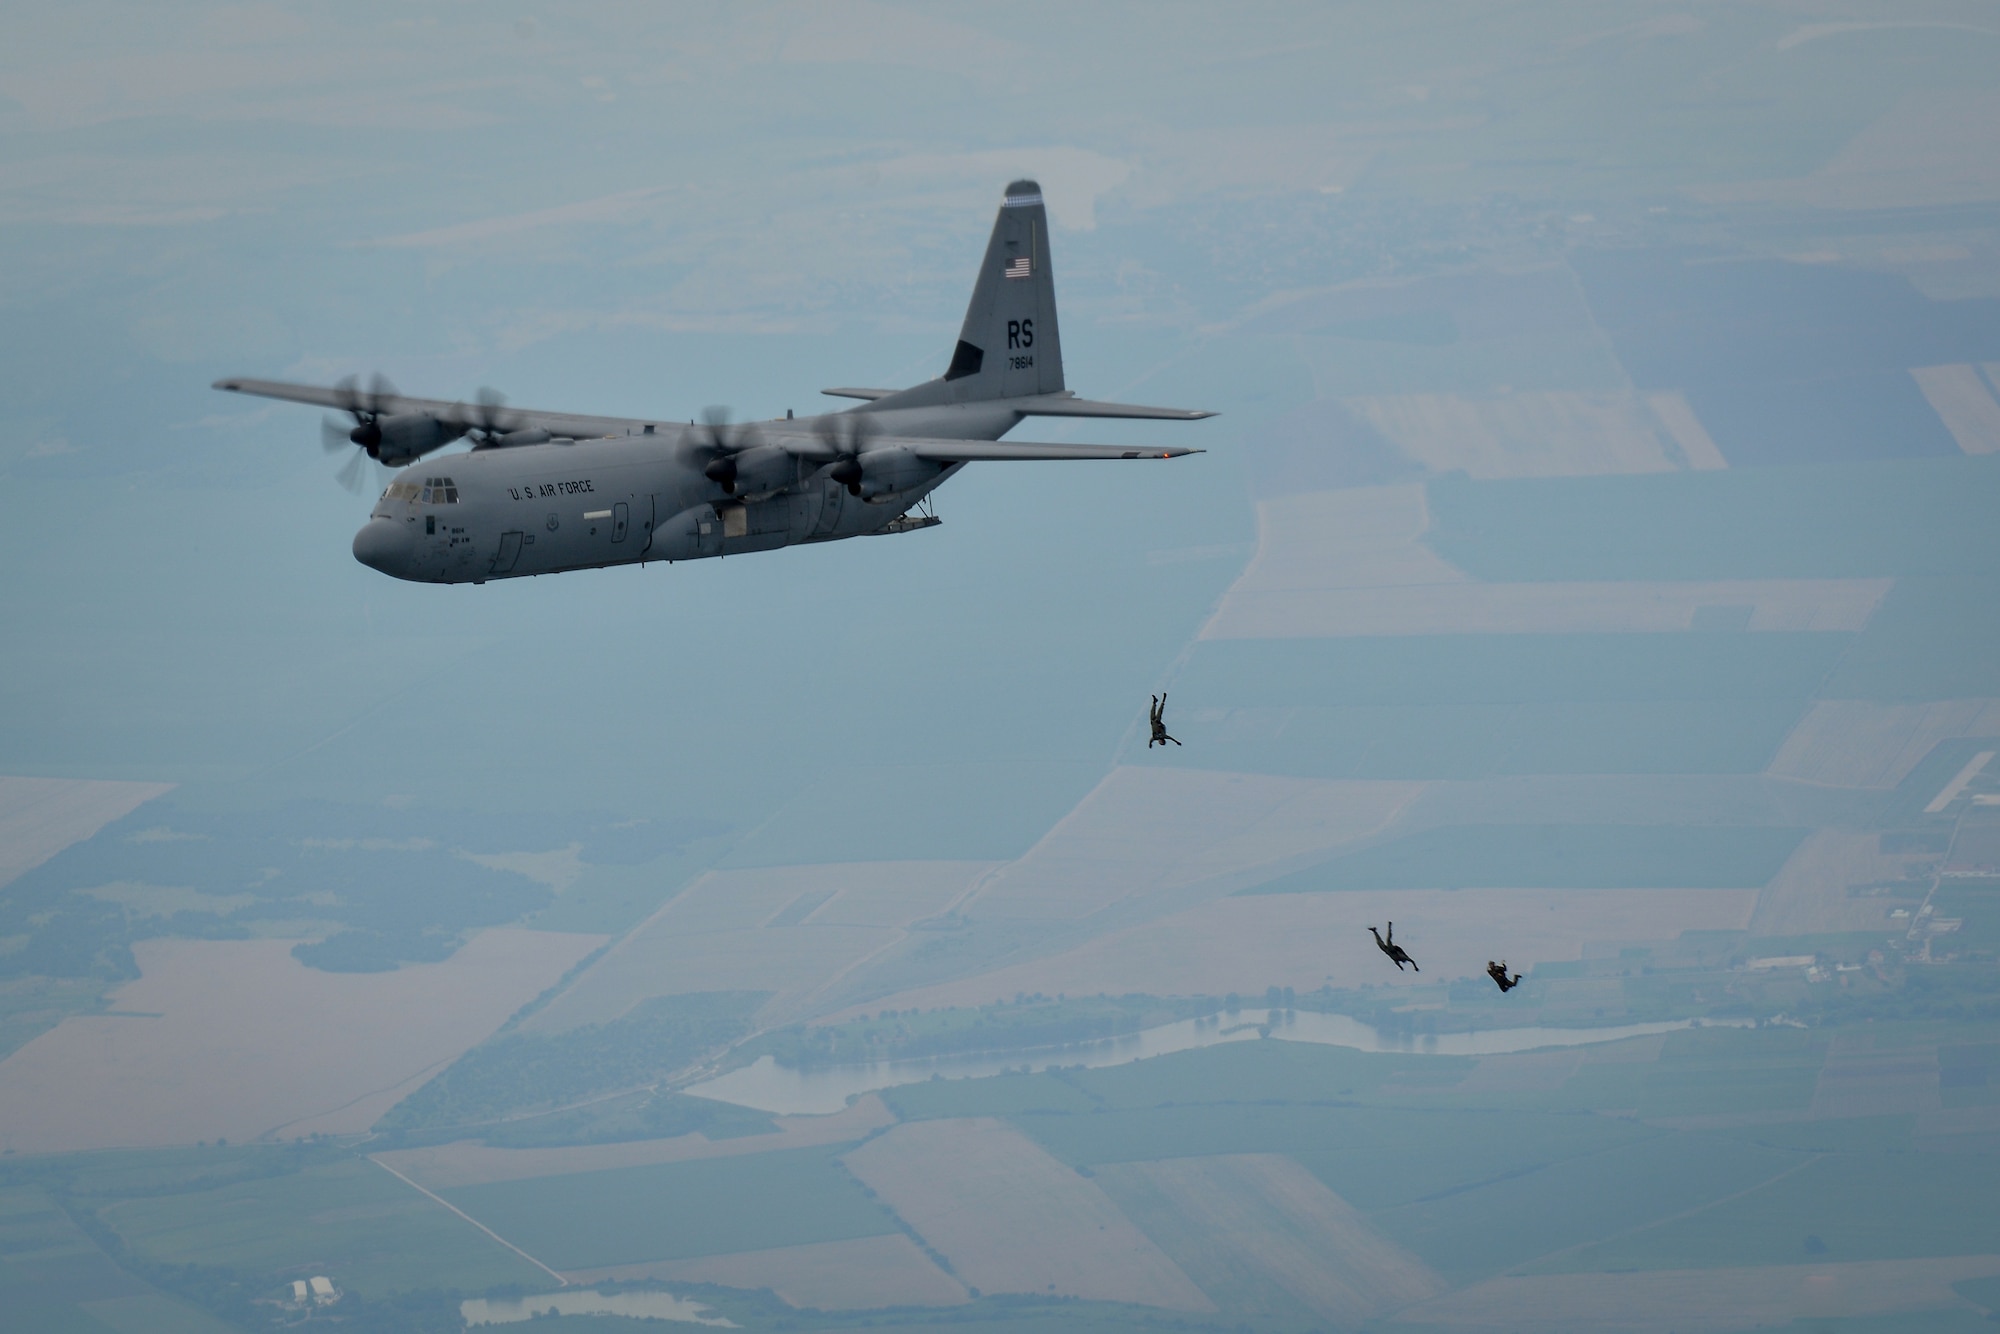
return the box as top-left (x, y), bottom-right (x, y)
top-left (861, 181), bottom-right (1206, 420)
top-left (938, 179), bottom-right (1065, 401)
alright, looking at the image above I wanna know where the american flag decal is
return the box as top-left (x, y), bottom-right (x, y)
top-left (1003, 255), bottom-right (1032, 279)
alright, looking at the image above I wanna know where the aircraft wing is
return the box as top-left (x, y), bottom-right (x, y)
top-left (212, 377), bottom-right (653, 441)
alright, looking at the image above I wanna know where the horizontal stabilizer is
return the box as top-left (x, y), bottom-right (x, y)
top-left (1011, 392), bottom-right (1215, 421)
top-left (820, 387), bottom-right (897, 401)
top-left (899, 438), bottom-right (1200, 462)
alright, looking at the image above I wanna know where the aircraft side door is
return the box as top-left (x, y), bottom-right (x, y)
top-left (491, 530), bottom-right (523, 575)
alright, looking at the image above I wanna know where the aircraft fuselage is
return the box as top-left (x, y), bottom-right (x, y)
top-left (351, 403), bottom-right (1005, 584)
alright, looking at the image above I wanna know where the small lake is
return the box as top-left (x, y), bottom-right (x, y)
top-left (683, 1009), bottom-right (1752, 1115)
top-left (462, 1290), bottom-right (733, 1326)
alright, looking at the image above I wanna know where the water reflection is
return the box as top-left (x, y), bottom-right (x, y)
top-left (462, 1289), bottom-right (733, 1326)
top-left (683, 1009), bottom-right (1752, 1115)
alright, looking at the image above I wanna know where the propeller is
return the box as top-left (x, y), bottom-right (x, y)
top-left (690, 406), bottom-right (759, 493)
top-left (321, 373), bottom-right (397, 492)
top-left (814, 412), bottom-right (877, 496)
top-left (451, 387), bottom-right (521, 446)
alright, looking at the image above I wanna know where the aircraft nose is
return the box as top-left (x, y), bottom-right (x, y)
top-left (351, 518), bottom-right (411, 576)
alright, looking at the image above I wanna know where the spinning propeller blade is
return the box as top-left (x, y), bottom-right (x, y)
top-left (692, 406), bottom-right (759, 493)
top-left (324, 373), bottom-right (399, 488)
top-left (813, 412), bottom-right (878, 495)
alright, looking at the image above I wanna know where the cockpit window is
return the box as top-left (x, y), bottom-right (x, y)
top-left (380, 478), bottom-right (457, 504)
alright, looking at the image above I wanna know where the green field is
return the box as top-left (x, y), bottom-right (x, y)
top-left (1540, 1152), bottom-right (2000, 1272)
top-left (1248, 823), bottom-right (1808, 893)
top-left (442, 1144), bottom-right (899, 1271)
top-left (1933, 885), bottom-right (2000, 957)
top-left (0, 1184), bottom-right (235, 1334)
top-left (1374, 1130), bottom-right (1804, 1283)
top-left (1175, 633), bottom-right (1852, 706)
top-left (1424, 456), bottom-right (2000, 582)
top-left (1025, 1101), bottom-right (1653, 1214)
top-left (883, 1070), bottom-right (1101, 1121)
top-left (1172, 698), bottom-right (1807, 779)
top-left (1548, 1026), bottom-right (1828, 1119)
top-left (100, 1156), bottom-right (546, 1299)
top-left (378, 989), bottom-right (768, 1136)
top-left (1819, 577), bottom-right (2000, 701)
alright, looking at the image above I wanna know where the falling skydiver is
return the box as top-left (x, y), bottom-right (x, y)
top-left (1368, 922), bottom-right (1418, 972)
top-left (1487, 960), bottom-right (1523, 992)
top-left (1149, 693), bottom-right (1181, 748)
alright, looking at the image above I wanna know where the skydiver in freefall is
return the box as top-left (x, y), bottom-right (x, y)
top-left (1487, 959), bottom-right (1523, 992)
top-left (1149, 694), bottom-right (1181, 748)
top-left (1368, 922), bottom-right (1418, 971)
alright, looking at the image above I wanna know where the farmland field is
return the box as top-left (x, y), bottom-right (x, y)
top-left (0, 776), bottom-right (173, 890)
top-left (442, 1145), bottom-right (898, 1271)
top-left (1250, 823), bottom-right (1809, 892)
top-left (857, 884), bottom-right (1756, 1007)
top-left (1371, 1132), bottom-right (1804, 1282)
top-left (0, 1183), bottom-right (234, 1334)
top-left (1165, 699), bottom-right (1811, 779)
top-left (963, 766), bottom-right (1420, 921)
top-left (1542, 1153), bottom-right (2000, 1273)
top-left (841, 1117), bottom-right (1211, 1310)
top-left (100, 1157), bottom-right (546, 1298)
top-left (572, 1233), bottom-right (969, 1309)
top-left (1094, 1154), bottom-right (1444, 1322)
top-left (375, 1094), bottom-right (892, 1190)
top-left (1766, 700), bottom-right (2000, 788)
top-left (1176, 633), bottom-right (1853, 707)
top-left (0, 929), bottom-right (604, 1152)
top-left (1424, 457), bottom-right (2000, 583)
top-left (1400, 1257), bottom-right (2000, 1333)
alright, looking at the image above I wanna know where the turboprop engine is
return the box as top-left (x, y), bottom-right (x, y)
top-left (854, 446), bottom-right (940, 502)
top-left (372, 414), bottom-right (456, 466)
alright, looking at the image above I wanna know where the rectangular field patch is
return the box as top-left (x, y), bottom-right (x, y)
top-left (0, 930), bottom-right (603, 1153)
top-left (1395, 1256), bottom-right (2000, 1332)
top-left (1161, 700), bottom-right (1808, 780)
top-left (522, 861), bottom-right (992, 1032)
top-left (1094, 1154), bottom-right (1444, 1322)
top-left (1343, 390), bottom-right (1683, 478)
top-left (0, 775), bottom-right (173, 890)
top-left (1913, 364), bottom-right (2000, 455)
top-left (1767, 699), bottom-right (2000, 788)
top-left (841, 1117), bottom-right (1212, 1311)
top-left (1254, 824), bottom-right (1810, 892)
top-left (566, 1233), bottom-right (969, 1310)
top-left (101, 1157), bottom-right (547, 1299)
top-left (964, 766), bottom-right (1419, 921)
top-left (443, 1145), bottom-right (898, 1272)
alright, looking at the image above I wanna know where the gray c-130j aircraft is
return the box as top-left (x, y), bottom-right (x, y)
top-left (214, 180), bottom-right (1212, 584)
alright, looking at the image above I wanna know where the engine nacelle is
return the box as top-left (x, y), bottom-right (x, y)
top-left (375, 415), bottom-right (456, 466)
top-left (855, 447), bottom-right (940, 502)
top-left (729, 445), bottom-right (798, 496)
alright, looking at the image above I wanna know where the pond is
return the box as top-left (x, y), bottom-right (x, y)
top-left (683, 1008), bottom-right (1752, 1115)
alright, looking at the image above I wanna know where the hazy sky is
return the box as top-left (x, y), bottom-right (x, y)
top-left (5, 0), bottom-right (1996, 829)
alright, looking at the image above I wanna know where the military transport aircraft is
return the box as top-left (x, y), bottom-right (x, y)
top-left (214, 180), bottom-right (1212, 584)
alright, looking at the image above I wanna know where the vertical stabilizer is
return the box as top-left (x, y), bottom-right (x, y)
top-left (941, 180), bottom-right (1065, 401)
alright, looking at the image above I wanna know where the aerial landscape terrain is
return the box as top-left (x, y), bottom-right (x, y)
top-left (5, 2), bottom-right (2000, 1330)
